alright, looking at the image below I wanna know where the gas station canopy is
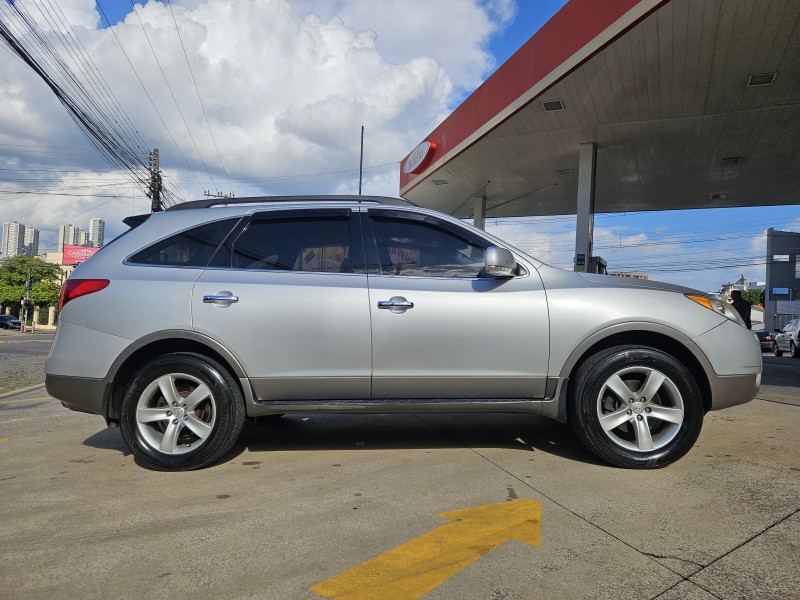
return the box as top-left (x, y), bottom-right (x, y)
top-left (399, 0), bottom-right (800, 221)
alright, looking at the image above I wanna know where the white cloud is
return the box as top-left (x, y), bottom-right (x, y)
top-left (0, 0), bottom-right (509, 248)
top-left (21, 0), bottom-right (98, 32)
top-left (291, 0), bottom-right (513, 92)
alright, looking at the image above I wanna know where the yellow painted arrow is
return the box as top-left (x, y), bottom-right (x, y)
top-left (311, 499), bottom-right (541, 600)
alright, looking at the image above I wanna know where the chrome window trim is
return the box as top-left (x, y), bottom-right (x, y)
top-left (200, 266), bottom-right (368, 277)
top-left (364, 265), bottom-right (530, 281)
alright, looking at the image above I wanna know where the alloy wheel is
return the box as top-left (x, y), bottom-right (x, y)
top-left (135, 373), bottom-right (217, 455)
top-left (596, 366), bottom-right (684, 452)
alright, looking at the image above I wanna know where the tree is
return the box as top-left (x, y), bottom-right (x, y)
top-left (0, 256), bottom-right (62, 308)
top-left (741, 289), bottom-right (765, 306)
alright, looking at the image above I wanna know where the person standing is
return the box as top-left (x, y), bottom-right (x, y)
top-left (730, 290), bottom-right (752, 330)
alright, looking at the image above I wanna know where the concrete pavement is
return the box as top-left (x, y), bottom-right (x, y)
top-left (0, 375), bottom-right (797, 599)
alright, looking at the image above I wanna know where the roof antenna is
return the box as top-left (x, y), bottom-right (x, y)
top-left (358, 125), bottom-right (364, 196)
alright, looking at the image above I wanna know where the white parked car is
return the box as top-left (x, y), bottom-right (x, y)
top-left (773, 319), bottom-right (800, 357)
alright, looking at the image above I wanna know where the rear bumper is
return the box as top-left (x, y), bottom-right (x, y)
top-left (45, 374), bottom-right (107, 416)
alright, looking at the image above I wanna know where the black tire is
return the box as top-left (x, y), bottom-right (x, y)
top-left (568, 345), bottom-right (704, 468)
top-left (791, 342), bottom-right (800, 359)
top-left (120, 352), bottom-right (245, 471)
top-left (773, 342), bottom-right (783, 357)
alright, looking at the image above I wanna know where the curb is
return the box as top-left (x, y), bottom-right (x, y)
top-left (0, 382), bottom-right (46, 400)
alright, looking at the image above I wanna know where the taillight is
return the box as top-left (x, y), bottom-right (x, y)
top-left (58, 279), bottom-right (110, 311)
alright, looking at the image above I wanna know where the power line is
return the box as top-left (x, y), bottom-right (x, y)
top-left (166, 0), bottom-right (233, 196)
top-left (129, 1), bottom-right (217, 193)
top-left (0, 1), bottom-right (153, 197)
top-left (93, 0), bottom-right (203, 205)
top-left (39, 0), bottom-right (150, 158)
top-left (0, 143), bottom-right (101, 151)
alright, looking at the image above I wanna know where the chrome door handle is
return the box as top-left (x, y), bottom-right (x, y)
top-left (377, 296), bottom-right (414, 313)
top-left (203, 294), bottom-right (239, 303)
top-left (377, 300), bottom-right (413, 309)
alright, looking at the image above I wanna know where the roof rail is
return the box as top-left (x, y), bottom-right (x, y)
top-left (165, 195), bottom-right (418, 211)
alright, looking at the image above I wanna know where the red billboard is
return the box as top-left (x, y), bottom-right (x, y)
top-left (63, 244), bottom-right (100, 265)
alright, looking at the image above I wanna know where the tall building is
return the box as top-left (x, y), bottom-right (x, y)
top-left (58, 224), bottom-right (82, 252)
top-left (2, 222), bottom-right (28, 258)
top-left (764, 228), bottom-right (800, 331)
top-left (89, 217), bottom-right (105, 247)
top-left (23, 227), bottom-right (39, 256)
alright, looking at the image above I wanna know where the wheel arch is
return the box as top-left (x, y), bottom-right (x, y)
top-left (102, 330), bottom-right (249, 425)
top-left (559, 324), bottom-right (713, 418)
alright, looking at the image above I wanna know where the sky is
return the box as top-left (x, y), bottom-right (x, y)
top-left (0, 0), bottom-right (797, 293)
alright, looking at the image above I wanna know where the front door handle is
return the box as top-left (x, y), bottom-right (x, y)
top-left (377, 296), bottom-right (413, 313)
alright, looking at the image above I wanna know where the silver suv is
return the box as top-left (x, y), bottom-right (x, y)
top-left (45, 196), bottom-right (762, 470)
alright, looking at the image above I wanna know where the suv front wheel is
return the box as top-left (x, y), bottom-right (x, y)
top-left (120, 353), bottom-right (245, 471)
top-left (568, 345), bottom-right (704, 468)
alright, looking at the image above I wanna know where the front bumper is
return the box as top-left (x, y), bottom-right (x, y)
top-left (707, 372), bottom-right (761, 411)
top-left (692, 320), bottom-right (762, 411)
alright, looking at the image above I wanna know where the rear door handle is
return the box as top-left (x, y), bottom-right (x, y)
top-left (377, 296), bottom-right (413, 313)
top-left (377, 300), bottom-right (413, 309)
top-left (203, 294), bottom-right (239, 304)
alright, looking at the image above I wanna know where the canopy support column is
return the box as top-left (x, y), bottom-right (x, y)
top-left (575, 143), bottom-right (597, 272)
top-left (474, 195), bottom-right (486, 230)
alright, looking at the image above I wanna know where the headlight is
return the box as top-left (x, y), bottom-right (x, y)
top-left (685, 294), bottom-right (746, 327)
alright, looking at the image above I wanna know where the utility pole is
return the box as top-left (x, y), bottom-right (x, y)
top-left (148, 148), bottom-right (162, 212)
top-left (21, 271), bottom-right (32, 333)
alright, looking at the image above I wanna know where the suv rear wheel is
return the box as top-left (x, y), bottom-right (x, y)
top-left (568, 345), bottom-right (703, 468)
top-left (120, 353), bottom-right (245, 471)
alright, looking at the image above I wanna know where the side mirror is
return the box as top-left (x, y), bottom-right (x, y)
top-left (484, 246), bottom-right (516, 278)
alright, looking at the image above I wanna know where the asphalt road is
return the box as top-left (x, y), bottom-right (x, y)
top-left (760, 354), bottom-right (800, 392)
top-left (0, 331), bottom-right (54, 356)
top-left (0, 355), bottom-right (798, 600)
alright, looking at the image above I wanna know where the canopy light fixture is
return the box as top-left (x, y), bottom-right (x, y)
top-left (542, 100), bottom-right (565, 112)
top-left (556, 168), bottom-right (574, 175)
top-left (721, 156), bottom-right (743, 164)
top-left (431, 179), bottom-right (448, 185)
top-left (747, 72), bottom-right (776, 87)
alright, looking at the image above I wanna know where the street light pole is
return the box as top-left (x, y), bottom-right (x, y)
top-left (21, 268), bottom-right (32, 333)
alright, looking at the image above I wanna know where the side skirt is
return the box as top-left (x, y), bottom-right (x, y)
top-left (239, 378), bottom-right (565, 419)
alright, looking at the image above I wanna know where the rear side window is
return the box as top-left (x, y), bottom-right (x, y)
top-left (128, 218), bottom-right (239, 267)
top-left (228, 215), bottom-right (352, 272)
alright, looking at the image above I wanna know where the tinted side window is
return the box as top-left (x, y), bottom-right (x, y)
top-left (370, 217), bottom-right (487, 277)
top-left (129, 218), bottom-right (239, 267)
top-left (231, 216), bottom-right (352, 272)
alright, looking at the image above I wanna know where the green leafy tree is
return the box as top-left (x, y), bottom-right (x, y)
top-left (0, 256), bottom-right (62, 308)
top-left (741, 289), bottom-right (765, 306)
